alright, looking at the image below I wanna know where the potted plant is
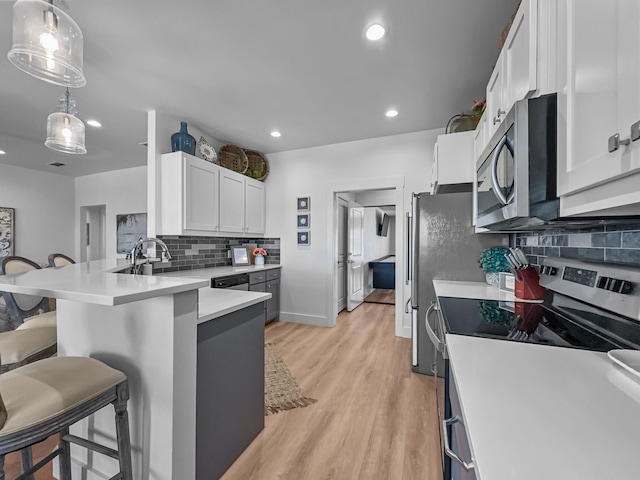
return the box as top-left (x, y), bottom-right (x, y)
top-left (252, 247), bottom-right (267, 266)
top-left (479, 246), bottom-right (510, 285)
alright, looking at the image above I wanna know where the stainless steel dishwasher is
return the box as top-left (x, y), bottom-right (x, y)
top-left (211, 273), bottom-right (249, 291)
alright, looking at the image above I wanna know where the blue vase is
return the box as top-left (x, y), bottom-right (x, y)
top-left (171, 121), bottom-right (196, 155)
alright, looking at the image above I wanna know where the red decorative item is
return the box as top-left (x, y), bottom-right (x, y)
top-left (514, 267), bottom-right (546, 300)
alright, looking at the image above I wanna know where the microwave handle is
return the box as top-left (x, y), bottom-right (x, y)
top-left (490, 134), bottom-right (516, 205)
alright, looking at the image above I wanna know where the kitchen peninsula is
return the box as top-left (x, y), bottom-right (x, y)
top-left (0, 259), bottom-right (271, 480)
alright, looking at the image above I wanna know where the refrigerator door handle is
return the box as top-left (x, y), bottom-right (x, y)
top-left (406, 211), bottom-right (413, 285)
top-left (425, 301), bottom-right (444, 353)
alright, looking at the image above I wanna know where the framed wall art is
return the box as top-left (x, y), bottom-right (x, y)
top-left (0, 207), bottom-right (15, 258)
top-left (297, 197), bottom-right (310, 211)
top-left (297, 214), bottom-right (310, 228)
top-left (297, 231), bottom-right (310, 246)
top-left (116, 213), bottom-right (148, 254)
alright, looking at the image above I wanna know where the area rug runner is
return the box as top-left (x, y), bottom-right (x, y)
top-left (265, 343), bottom-right (316, 416)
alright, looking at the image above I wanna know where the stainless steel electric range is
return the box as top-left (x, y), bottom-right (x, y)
top-left (433, 256), bottom-right (640, 480)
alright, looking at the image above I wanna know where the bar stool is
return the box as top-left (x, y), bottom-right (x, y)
top-left (0, 257), bottom-right (53, 329)
top-left (47, 254), bottom-right (75, 268)
top-left (0, 356), bottom-right (133, 480)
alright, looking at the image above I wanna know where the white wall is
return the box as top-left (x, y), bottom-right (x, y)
top-left (75, 166), bottom-right (148, 260)
top-left (264, 129), bottom-right (439, 337)
top-left (0, 163), bottom-right (75, 265)
top-left (362, 207), bottom-right (393, 294)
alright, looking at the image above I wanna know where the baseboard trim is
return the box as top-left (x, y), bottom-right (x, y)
top-left (278, 312), bottom-right (332, 327)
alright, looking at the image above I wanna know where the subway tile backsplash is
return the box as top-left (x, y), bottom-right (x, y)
top-left (514, 223), bottom-right (640, 268)
top-left (153, 235), bottom-right (281, 273)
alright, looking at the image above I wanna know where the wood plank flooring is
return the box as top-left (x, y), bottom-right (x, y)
top-left (3, 303), bottom-right (443, 480)
top-left (223, 302), bottom-right (442, 480)
top-left (363, 288), bottom-right (396, 305)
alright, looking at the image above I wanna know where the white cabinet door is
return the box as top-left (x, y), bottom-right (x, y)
top-left (183, 156), bottom-right (219, 231)
top-left (486, 53), bottom-right (506, 140)
top-left (432, 131), bottom-right (475, 193)
top-left (503, 0), bottom-right (538, 106)
top-left (244, 178), bottom-right (265, 234)
top-left (219, 169), bottom-right (245, 233)
top-left (557, 0), bottom-right (640, 205)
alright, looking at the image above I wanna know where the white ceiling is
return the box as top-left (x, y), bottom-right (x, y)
top-left (0, 0), bottom-right (520, 177)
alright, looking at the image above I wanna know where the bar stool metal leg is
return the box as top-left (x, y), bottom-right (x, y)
top-left (59, 428), bottom-right (72, 480)
top-left (114, 383), bottom-right (133, 480)
top-left (20, 449), bottom-right (33, 480)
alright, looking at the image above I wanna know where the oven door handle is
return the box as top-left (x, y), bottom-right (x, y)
top-left (425, 301), bottom-right (444, 353)
top-left (443, 416), bottom-right (475, 471)
top-left (490, 133), bottom-right (516, 206)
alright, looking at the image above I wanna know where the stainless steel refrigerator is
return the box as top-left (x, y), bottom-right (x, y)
top-left (409, 191), bottom-right (507, 376)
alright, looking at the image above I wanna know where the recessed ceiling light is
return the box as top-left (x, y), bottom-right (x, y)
top-left (86, 120), bottom-right (102, 127)
top-left (270, 131), bottom-right (281, 138)
top-left (0, 150), bottom-right (6, 155)
top-left (365, 23), bottom-right (386, 41)
top-left (386, 109), bottom-right (399, 118)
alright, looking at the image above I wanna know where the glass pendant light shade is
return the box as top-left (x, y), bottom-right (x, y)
top-left (8, 0), bottom-right (86, 87)
top-left (45, 89), bottom-right (86, 154)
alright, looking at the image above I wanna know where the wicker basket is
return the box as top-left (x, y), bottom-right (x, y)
top-left (218, 144), bottom-right (248, 174)
top-left (243, 149), bottom-right (270, 181)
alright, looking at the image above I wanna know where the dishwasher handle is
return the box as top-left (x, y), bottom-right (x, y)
top-left (442, 416), bottom-right (475, 471)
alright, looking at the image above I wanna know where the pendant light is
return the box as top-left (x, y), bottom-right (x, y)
top-left (45, 88), bottom-right (87, 154)
top-left (7, 0), bottom-right (86, 87)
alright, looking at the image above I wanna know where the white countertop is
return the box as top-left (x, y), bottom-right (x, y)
top-left (197, 287), bottom-right (271, 324)
top-left (0, 259), bottom-right (208, 306)
top-left (446, 334), bottom-right (640, 480)
top-left (159, 264), bottom-right (281, 280)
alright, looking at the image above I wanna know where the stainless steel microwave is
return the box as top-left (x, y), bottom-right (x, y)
top-left (475, 94), bottom-right (558, 230)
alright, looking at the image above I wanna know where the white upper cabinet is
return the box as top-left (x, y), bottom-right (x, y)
top-left (430, 131), bottom-right (475, 193)
top-left (244, 179), bottom-right (266, 234)
top-left (485, 0), bottom-right (548, 143)
top-left (557, 0), bottom-right (640, 215)
top-left (219, 168), bottom-right (266, 235)
top-left (158, 152), bottom-right (266, 236)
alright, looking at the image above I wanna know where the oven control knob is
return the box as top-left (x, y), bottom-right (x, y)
top-left (597, 276), bottom-right (634, 294)
top-left (541, 266), bottom-right (558, 276)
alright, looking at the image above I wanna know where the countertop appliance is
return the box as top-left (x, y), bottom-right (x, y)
top-left (475, 93), bottom-right (558, 230)
top-left (433, 256), bottom-right (640, 480)
top-left (408, 191), bottom-right (507, 376)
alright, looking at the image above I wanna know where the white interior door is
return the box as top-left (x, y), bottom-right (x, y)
top-left (337, 197), bottom-right (348, 312)
top-left (347, 204), bottom-right (365, 311)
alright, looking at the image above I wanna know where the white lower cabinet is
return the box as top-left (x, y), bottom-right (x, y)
top-left (556, 0), bottom-right (640, 215)
top-left (159, 152), bottom-right (266, 236)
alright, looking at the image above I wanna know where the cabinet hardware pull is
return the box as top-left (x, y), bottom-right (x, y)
top-left (496, 108), bottom-right (506, 117)
top-left (608, 133), bottom-right (630, 153)
top-left (631, 121), bottom-right (640, 142)
top-left (442, 416), bottom-right (475, 471)
top-left (493, 116), bottom-right (501, 125)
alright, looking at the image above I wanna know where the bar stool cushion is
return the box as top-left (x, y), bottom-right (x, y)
top-left (15, 311), bottom-right (57, 330)
top-left (0, 327), bottom-right (57, 370)
top-left (0, 357), bottom-right (127, 437)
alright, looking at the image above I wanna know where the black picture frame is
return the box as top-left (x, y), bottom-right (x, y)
top-left (231, 246), bottom-right (251, 266)
top-left (297, 214), bottom-right (310, 228)
top-left (297, 197), bottom-right (310, 211)
top-left (297, 231), bottom-right (310, 245)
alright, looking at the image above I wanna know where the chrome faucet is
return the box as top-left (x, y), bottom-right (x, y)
top-left (130, 237), bottom-right (172, 274)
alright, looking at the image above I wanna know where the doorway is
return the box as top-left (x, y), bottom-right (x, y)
top-left (329, 178), bottom-right (409, 339)
top-left (79, 205), bottom-right (106, 262)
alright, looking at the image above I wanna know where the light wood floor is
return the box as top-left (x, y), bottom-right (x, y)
top-left (223, 302), bottom-right (443, 480)
top-left (4, 303), bottom-right (443, 480)
top-left (363, 288), bottom-right (396, 305)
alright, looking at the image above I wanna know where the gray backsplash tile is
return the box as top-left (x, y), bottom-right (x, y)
top-left (515, 224), bottom-right (640, 268)
top-left (153, 235), bottom-right (281, 273)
